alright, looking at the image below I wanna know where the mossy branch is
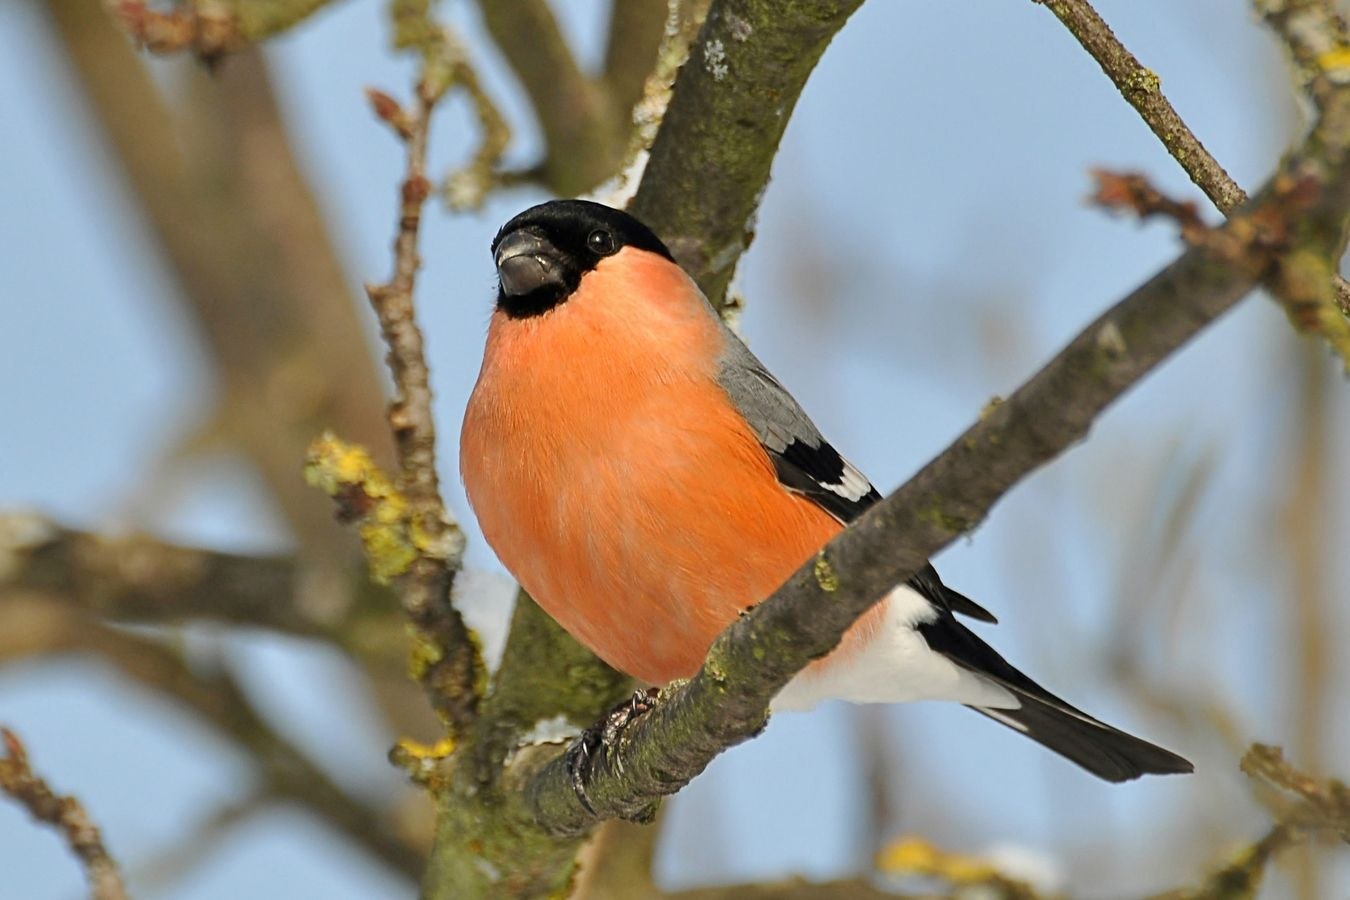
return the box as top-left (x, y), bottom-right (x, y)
top-left (629, 0), bottom-right (866, 310)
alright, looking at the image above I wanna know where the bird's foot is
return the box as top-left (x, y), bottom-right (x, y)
top-left (566, 687), bottom-right (661, 816)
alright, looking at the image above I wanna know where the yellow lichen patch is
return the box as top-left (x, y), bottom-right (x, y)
top-left (390, 734), bottom-right (457, 790)
top-left (305, 431), bottom-right (418, 583)
top-left (1126, 67), bottom-right (1161, 94)
top-left (879, 836), bottom-right (997, 882)
top-left (812, 553), bottom-right (839, 593)
top-left (878, 837), bottom-right (1039, 897)
top-left (394, 735), bottom-right (457, 761)
top-left (407, 624), bottom-right (446, 681)
top-left (1316, 47), bottom-right (1350, 80)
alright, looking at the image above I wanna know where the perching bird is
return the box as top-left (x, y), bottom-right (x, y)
top-left (460, 199), bottom-right (1192, 782)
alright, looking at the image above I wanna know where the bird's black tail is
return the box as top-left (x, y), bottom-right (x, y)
top-left (969, 692), bottom-right (1192, 783)
top-left (916, 612), bottom-right (1192, 782)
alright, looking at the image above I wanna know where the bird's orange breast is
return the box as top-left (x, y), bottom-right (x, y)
top-left (460, 250), bottom-right (846, 684)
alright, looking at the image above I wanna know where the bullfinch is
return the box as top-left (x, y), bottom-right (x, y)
top-left (460, 199), bottom-right (1192, 782)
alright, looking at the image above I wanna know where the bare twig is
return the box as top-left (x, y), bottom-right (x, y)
top-left (1089, 168), bottom-right (1213, 244)
top-left (1242, 745), bottom-right (1350, 841)
top-left (1156, 745), bottom-right (1350, 899)
top-left (348, 8), bottom-right (483, 736)
top-left (438, 34), bottom-right (512, 212)
top-left (472, 0), bottom-right (666, 195)
top-left (0, 727), bottom-right (129, 900)
top-left (1032, 0), bottom-right (1245, 212)
top-left (601, 0), bottom-right (672, 120)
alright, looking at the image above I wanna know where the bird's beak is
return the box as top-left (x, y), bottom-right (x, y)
top-left (494, 230), bottom-right (566, 297)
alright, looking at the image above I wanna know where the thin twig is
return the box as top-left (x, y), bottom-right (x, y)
top-left (1033, 0), bottom-right (1244, 212)
top-left (361, 15), bottom-right (482, 735)
top-left (0, 727), bottom-right (129, 900)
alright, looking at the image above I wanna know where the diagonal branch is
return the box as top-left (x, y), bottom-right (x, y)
top-left (1032, 0), bottom-right (1245, 213)
top-left (524, 84), bottom-right (1350, 833)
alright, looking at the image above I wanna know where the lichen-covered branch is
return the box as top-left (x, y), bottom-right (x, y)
top-left (630, 0), bottom-right (865, 309)
top-left (0, 727), bottom-right (129, 900)
top-left (523, 83), bottom-right (1350, 834)
top-left (420, 593), bottom-right (630, 899)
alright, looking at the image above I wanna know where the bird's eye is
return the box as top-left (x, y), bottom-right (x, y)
top-left (587, 229), bottom-right (617, 256)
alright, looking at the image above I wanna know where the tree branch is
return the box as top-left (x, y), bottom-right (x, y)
top-left (1, 727), bottom-right (129, 900)
top-left (601, 0), bottom-right (671, 119)
top-left (0, 513), bottom-right (309, 633)
top-left (629, 0), bottom-right (865, 309)
top-left (524, 79), bottom-right (1350, 834)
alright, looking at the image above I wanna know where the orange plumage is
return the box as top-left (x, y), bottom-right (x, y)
top-left (461, 247), bottom-right (866, 683)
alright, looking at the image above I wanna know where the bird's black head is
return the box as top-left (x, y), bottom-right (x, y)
top-left (490, 199), bottom-right (675, 318)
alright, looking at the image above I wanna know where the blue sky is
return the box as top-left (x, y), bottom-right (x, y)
top-left (1, 1), bottom-right (1346, 896)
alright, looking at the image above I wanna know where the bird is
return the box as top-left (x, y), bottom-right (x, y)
top-left (460, 198), bottom-right (1192, 782)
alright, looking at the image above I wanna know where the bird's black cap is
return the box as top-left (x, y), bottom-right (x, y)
top-left (491, 200), bottom-right (674, 318)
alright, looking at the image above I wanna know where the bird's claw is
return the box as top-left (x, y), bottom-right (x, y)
top-left (566, 687), bottom-right (661, 816)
